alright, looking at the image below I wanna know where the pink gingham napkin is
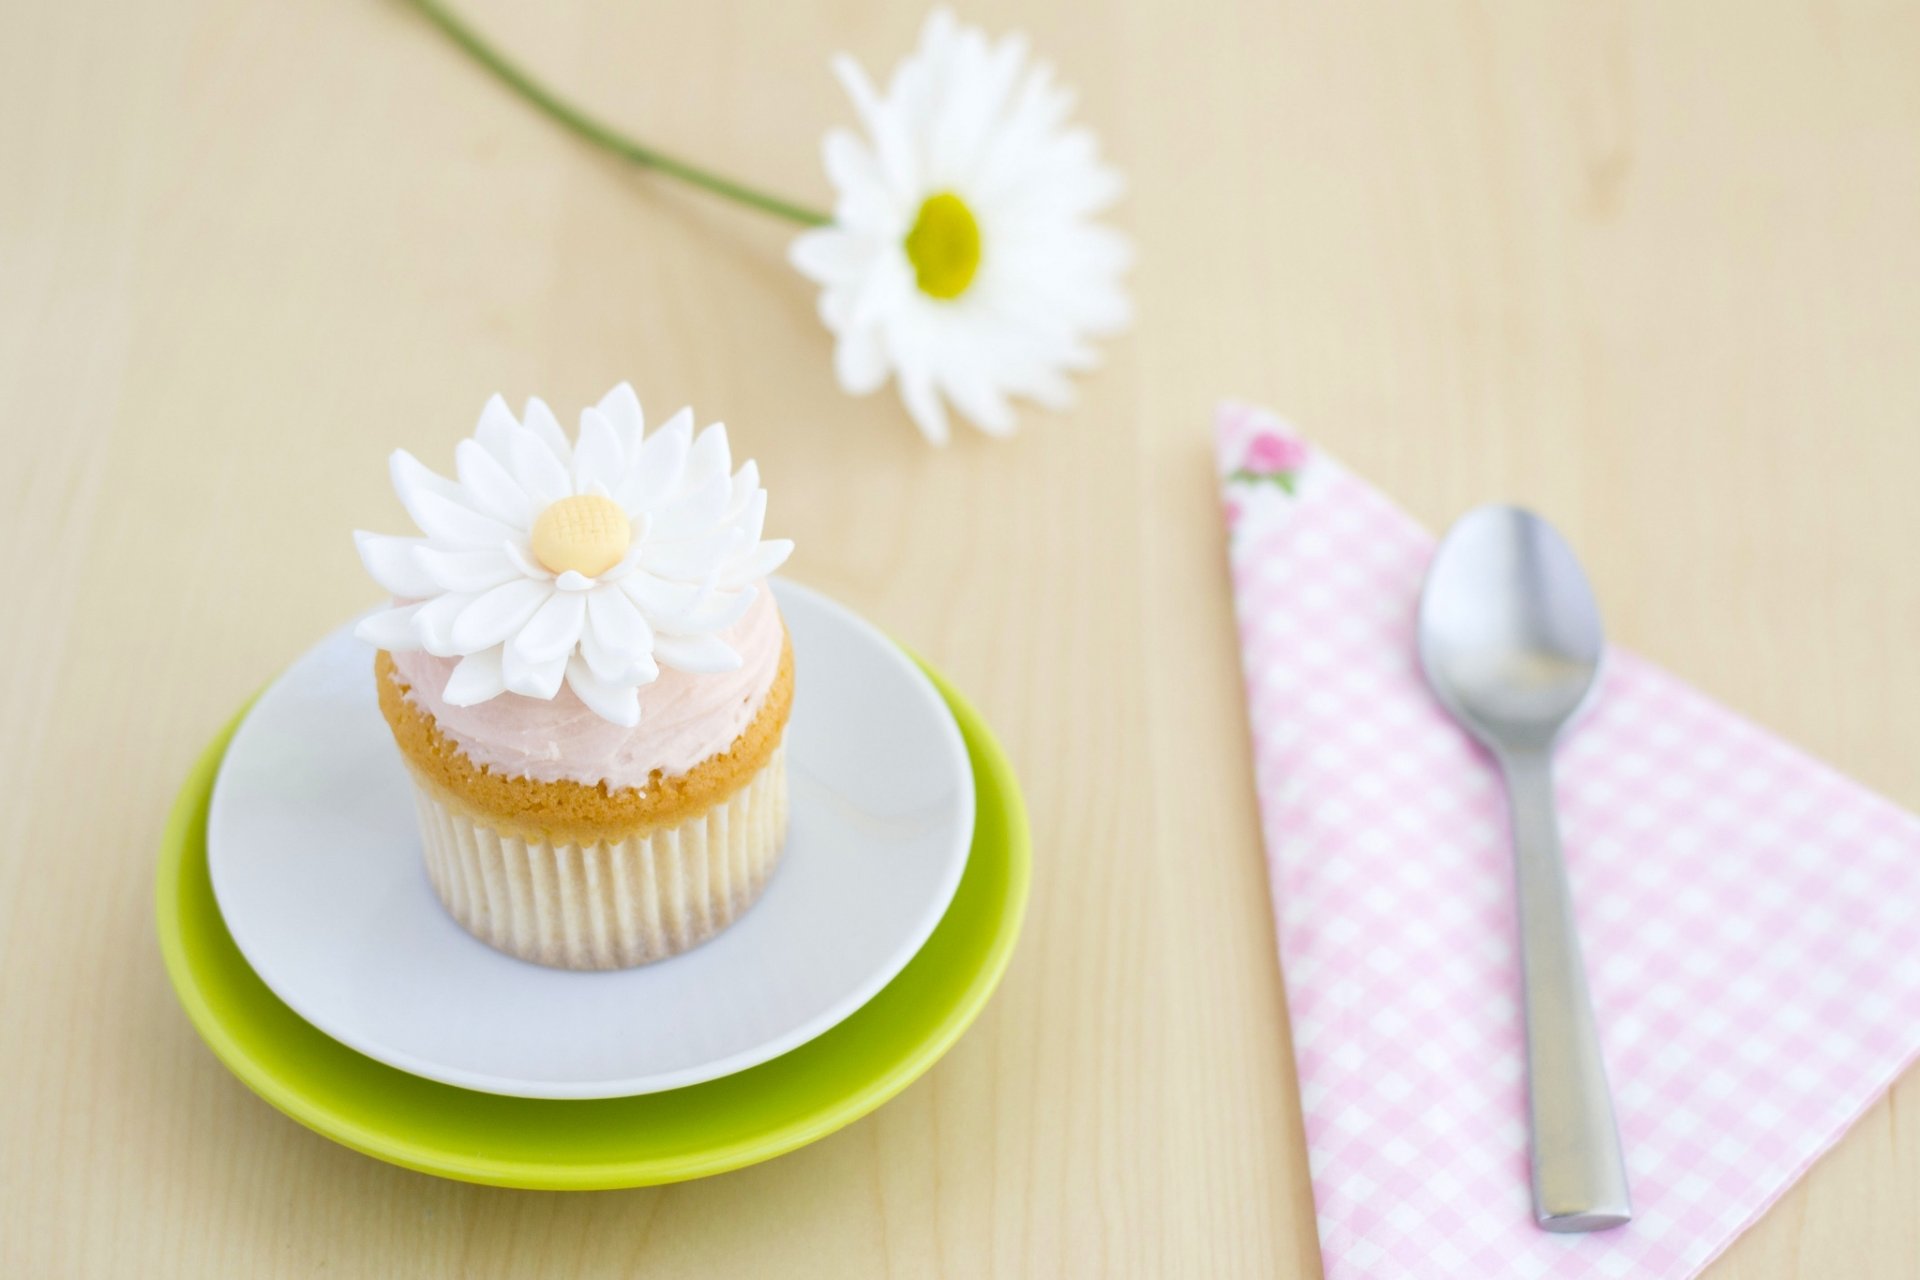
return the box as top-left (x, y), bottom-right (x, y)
top-left (1217, 402), bottom-right (1920, 1280)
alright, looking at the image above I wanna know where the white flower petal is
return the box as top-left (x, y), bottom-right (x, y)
top-left (565, 657), bottom-right (640, 727)
top-left (650, 585), bottom-right (757, 637)
top-left (502, 646), bottom-right (567, 700)
top-left (508, 427), bottom-right (573, 507)
top-left (449, 578), bottom-right (551, 653)
top-left (832, 54), bottom-right (916, 201)
top-left (413, 546), bottom-right (520, 593)
top-left (580, 616), bottom-right (657, 685)
top-left (640, 527), bottom-right (746, 582)
top-left (790, 224), bottom-right (868, 285)
top-left (939, 357), bottom-right (1018, 436)
top-left (822, 129), bottom-right (888, 210)
top-left (502, 540), bottom-right (549, 580)
top-left (726, 461), bottom-right (761, 515)
top-left (622, 408), bottom-right (692, 511)
top-left (595, 382), bottom-right (646, 458)
top-left (473, 394), bottom-right (520, 460)
top-left (895, 362), bottom-right (950, 445)
top-left (652, 632), bottom-right (744, 675)
top-left (834, 325), bottom-right (891, 396)
top-left (442, 649), bottom-right (507, 706)
top-left (412, 592), bottom-right (477, 657)
top-left (355, 602), bottom-right (423, 651)
top-left (390, 450), bottom-right (477, 530)
top-left (648, 471), bottom-right (733, 540)
top-left (573, 408), bottom-right (627, 493)
top-left (454, 438), bottom-right (534, 526)
top-left (726, 486), bottom-right (766, 544)
top-left (408, 487), bottom-right (518, 549)
top-left (684, 423), bottom-right (733, 487)
top-left (520, 397), bottom-right (572, 463)
top-left (618, 573), bottom-right (703, 623)
top-left (509, 590), bottom-right (586, 665)
top-left (585, 585), bottom-right (654, 663)
top-left (354, 531), bottom-right (440, 598)
top-left (716, 539), bottom-right (793, 591)
top-left (577, 623), bottom-right (620, 682)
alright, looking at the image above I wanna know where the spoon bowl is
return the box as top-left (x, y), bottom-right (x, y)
top-left (1418, 505), bottom-right (1603, 750)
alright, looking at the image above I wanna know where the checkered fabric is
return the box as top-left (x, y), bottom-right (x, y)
top-left (1217, 402), bottom-right (1920, 1279)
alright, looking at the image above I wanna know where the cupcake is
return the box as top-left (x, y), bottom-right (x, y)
top-left (353, 384), bottom-right (794, 970)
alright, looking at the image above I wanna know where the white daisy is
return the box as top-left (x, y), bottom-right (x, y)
top-left (789, 8), bottom-right (1132, 444)
top-left (354, 384), bottom-right (792, 726)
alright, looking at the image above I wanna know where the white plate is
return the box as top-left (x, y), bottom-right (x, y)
top-left (207, 580), bottom-right (974, 1099)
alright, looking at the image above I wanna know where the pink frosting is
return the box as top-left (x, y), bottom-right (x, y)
top-left (387, 586), bottom-right (785, 790)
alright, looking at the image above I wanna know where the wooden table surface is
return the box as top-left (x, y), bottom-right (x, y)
top-left (5, 1), bottom-right (1917, 1275)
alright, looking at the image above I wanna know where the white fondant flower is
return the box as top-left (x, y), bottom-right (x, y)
top-left (789, 8), bottom-right (1132, 444)
top-left (355, 384), bottom-right (792, 726)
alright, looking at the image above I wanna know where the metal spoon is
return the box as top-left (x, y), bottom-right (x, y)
top-left (1417, 505), bottom-right (1631, 1233)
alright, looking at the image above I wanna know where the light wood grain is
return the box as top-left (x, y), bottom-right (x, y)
top-left (3, 0), bottom-right (1917, 1275)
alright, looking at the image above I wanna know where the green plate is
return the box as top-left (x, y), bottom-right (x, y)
top-left (155, 659), bottom-right (1029, 1189)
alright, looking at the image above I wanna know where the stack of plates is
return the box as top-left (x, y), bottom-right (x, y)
top-left (155, 581), bottom-right (1030, 1189)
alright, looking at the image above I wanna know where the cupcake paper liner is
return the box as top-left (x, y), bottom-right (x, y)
top-left (407, 743), bottom-right (789, 971)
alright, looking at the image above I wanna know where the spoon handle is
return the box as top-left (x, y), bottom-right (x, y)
top-left (1498, 747), bottom-right (1632, 1232)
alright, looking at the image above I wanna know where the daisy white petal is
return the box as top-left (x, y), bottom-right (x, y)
top-left (442, 649), bottom-right (507, 706)
top-left (509, 591), bottom-right (586, 665)
top-left (652, 632), bottom-right (744, 675)
top-left (594, 382), bottom-right (646, 458)
top-left (502, 540), bottom-right (550, 580)
top-left (354, 531), bottom-right (440, 598)
top-left (355, 602), bottom-right (424, 650)
top-left (449, 578), bottom-right (550, 652)
top-left (726, 461), bottom-right (761, 515)
top-left (502, 645), bottom-right (567, 700)
top-left (726, 487), bottom-right (767, 545)
top-left (834, 324), bottom-right (891, 396)
top-left (412, 592), bottom-right (476, 657)
top-left (409, 487), bottom-right (518, 549)
top-left (454, 438), bottom-right (534, 526)
top-left (695, 587), bottom-right (759, 633)
top-left (508, 427), bottom-right (572, 506)
top-left (618, 573), bottom-right (702, 625)
top-left (640, 527), bottom-right (745, 581)
top-left (585, 586), bottom-right (654, 660)
top-left (649, 471), bottom-right (734, 540)
top-left (790, 224), bottom-right (870, 284)
top-left (573, 408), bottom-right (627, 493)
top-left (564, 657), bottom-right (640, 728)
top-left (520, 397), bottom-right (572, 462)
top-left (716, 539), bottom-right (793, 591)
top-left (413, 546), bottom-right (520, 594)
top-left (390, 450), bottom-right (478, 529)
top-left (622, 408), bottom-right (692, 511)
top-left (580, 621), bottom-right (658, 686)
top-left (684, 423), bottom-right (732, 486)
top-left (473, 394), bottom-right (521, 460)
top-left (831, 54), bottom-right (915, 202)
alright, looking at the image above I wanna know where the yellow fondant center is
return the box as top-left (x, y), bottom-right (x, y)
top-left (903, 192), bottom-right (981, 300)
top-left (530, 495), bottom-right (631, 578)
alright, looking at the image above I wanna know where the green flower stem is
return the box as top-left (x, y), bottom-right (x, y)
top-left (404, 0), bottom-right (831, 227)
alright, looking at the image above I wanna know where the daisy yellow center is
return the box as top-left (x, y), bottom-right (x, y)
top-left (530, 495), bottom-right (631, 578)
top-left (903, 192), bottom-right (981, 300)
